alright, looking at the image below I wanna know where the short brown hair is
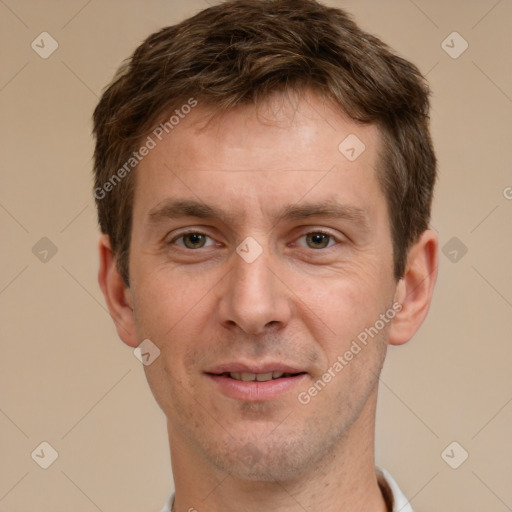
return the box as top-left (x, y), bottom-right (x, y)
top-left (93, 0), bottom-right (436, 286)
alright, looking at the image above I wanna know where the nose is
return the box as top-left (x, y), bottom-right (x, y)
top-left (217, 242), bottom-right (292, 336)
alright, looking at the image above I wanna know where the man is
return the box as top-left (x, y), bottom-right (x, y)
top-left (93, 0), bottom-right (438, 510)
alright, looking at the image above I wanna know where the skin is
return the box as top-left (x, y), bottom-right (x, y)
top-left (98, 90), bottom-right (438, 512)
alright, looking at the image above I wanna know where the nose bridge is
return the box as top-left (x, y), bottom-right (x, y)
top-left (218, 237), bottom-right (290, 335)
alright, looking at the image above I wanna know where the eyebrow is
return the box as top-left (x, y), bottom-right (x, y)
top-left (147, 198), bottom-right (370, 230)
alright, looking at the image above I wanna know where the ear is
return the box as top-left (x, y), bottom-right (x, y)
top-left (388, 229), bottom-right (439, 346)
top-left (97, 234), bottom-right (140, 348)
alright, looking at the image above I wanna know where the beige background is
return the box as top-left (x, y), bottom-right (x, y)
top-left (1, 0), bottom-right (511, 510)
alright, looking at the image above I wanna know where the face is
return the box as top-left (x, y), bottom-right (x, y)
top-left (126, 91), bottom-right (400, 481)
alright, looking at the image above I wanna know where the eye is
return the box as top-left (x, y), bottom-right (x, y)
top-left (171, 231), bottom-right (217, 249)
top-left (169, 229), bottom-right (340, 251)
top-left (296, 230), bottom-right (339, 250)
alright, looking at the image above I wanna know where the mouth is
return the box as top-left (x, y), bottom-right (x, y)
top-left (205, 365), bottom-right (308, 401)
top-left (214, 371), bottom-right (305, 382)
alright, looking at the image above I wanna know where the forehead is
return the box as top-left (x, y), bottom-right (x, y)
top-left (162, 92), bottom-right (380, 170)
top-left (133, 91), bottom-right (386, 226)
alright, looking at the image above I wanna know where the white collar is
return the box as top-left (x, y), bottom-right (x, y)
top-left (376, 466), bottom-right (414, 512)
top-left (161, 467), bottom-right (413, 512)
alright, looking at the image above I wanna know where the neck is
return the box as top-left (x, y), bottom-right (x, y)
top-left (168, 390), bottom-right (387, 512)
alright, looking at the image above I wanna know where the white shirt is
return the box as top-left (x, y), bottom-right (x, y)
top-left (160, 466), bottom-right (413, 512)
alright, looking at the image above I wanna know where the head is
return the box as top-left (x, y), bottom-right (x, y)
top-left (95, 0), bottom-right (438, 482)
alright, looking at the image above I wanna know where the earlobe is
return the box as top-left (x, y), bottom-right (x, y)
top-left (97, 234), bottom-right (139, 347)
top-left (388, 229), bottom-right (439, 346)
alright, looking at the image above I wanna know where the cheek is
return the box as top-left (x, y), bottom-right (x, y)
top-left (298, 267), bottom-right (389, 342)
top-left (131, 266), bottom-right (209, 338)
top-left (132, 269), bottom-right (215, 366)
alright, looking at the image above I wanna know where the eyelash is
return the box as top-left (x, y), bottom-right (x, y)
top-left (169, 229), bottom-right (341, 250)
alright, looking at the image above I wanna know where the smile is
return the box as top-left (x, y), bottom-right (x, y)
top-left (222, 371), bottom-right (302, 381)
top-left (206, 372), bottom-right (307, 401)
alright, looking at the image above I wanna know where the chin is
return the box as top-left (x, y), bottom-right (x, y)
top-left (203, 430), bottom-right (330, 483)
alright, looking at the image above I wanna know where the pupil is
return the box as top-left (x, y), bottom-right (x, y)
top-left (308, 233), bottom-right (329, 248)
top-left (186, 233), bottom-right (205, 248)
